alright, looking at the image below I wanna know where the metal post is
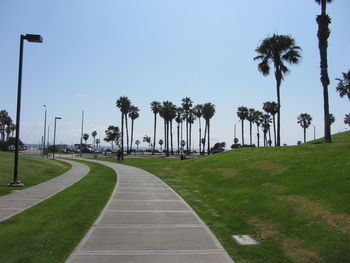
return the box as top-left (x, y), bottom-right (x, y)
top-left (80, 110), bottom-right (84, 157)
top-left (53, 118), bottom-right (57, 159)
top-left (47, 125), bottom-right (50, 158)
top-left (9, 35), bottom-right (25, 187)
top-left (43, 105), bottom-right (47, 156)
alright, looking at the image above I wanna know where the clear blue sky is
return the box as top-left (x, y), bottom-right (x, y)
top-left (1, 0), bottom-right (349, 147)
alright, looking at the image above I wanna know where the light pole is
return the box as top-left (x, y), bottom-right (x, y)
top-left (42, 104), bottom-right (47, 157)
top-left (53, 117), bottom-right (62, 159)
top-left (313, 125), bottom-right (316, 140)
top-left (80, 110), bottom-right (84, 157)
top-left (8, 34), bottom-right (43, 187)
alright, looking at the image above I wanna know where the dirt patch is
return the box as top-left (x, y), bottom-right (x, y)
top-left (199, 167), bottom-right (237, 177)
top-left (253, 160), bottom-right (286, 175)
top-left (261, 182), bottom-right (285, 192)
top-left (281, 195), bottom-right (350, 235)
top-left (248, 217), bottom-right (320, 262)
top-left (282, 238), bottom-right (321, 263)
top-left (162, 167), bottom-right (182, 176)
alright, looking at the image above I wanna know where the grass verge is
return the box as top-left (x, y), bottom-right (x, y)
top-left (99, 131), bottom-right (350, 263)
top-left (0, 159), bottom-right (116, 263)
top-left (0, 152), bottom-right (71, 196)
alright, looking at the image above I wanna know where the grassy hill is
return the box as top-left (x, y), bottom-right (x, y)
top-left (0, 152), bottom-right (70, 196)
top-left (109, 131), bottom-right (350, 263)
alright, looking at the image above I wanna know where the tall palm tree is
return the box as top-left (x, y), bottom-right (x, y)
top-left (150, 101), bottom-right (161, 154)
top-left (344, 114), bottom-right (350, 127)
top-left (315, 0), bottom-right (334, 143)
top-left (263, 101), bottom-right (279, 146)
top-left (116, 96), bottom-right (131, 160)
top-left (182, 97), bottom-right (193, 155)
top-left (237, 106), bottom-right (248, 146)
top-left (335, 70), bottom-right (350, 101)
top-left (175, 107), bottom-right (183, 154)
top-left (261, 114), bottom-right (272, 146)
top-left (187, 109), bottom-right (196, 153)
top-left (247, 108), bottom-right (255, 146)
top-left (193, 104), bottom-right (203, 154)
top-left (161, 101), bottom-right (176, 156)
top-left (91, 131), bottom-right (97, 147)
top-left (169, 104), bottom-right (177, 155)
top-left (83, 133), bottom-right (89, 145)
top-left (253, 110), bottom-right (263, 147)
top-left (128, 105), bottom-right (139, 153)
top-left (297, 113), bottom-right (313, 143)
top-left (254, 34), bottom-right (301, 146)
top-left (202, 103), bottom-right (215, 155)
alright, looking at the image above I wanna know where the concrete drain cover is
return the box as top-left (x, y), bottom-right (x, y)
top-left (232, 235), bottom-right (258, 246)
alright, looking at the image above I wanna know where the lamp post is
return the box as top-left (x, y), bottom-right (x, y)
top-left (47, 125), bottom-right (50, 158)
top-left (53, 117), bottom-right (62, 159)
top-left (8, 34), bottom-right (43, 187)
top-left (42, 104), bottom-right (47, 157)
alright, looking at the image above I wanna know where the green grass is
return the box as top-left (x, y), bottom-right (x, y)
top-left (0, 159), bottom-right (116, 263)
top-left (100, 131), bottom-right (350, 263)
top-left (0, 152), bottom-right (71, 196)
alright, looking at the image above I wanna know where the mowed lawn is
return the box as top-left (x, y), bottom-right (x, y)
top-left (101, 131), bottom-right (350, 263)
top-left (0, 152), bottom-right (71, 196)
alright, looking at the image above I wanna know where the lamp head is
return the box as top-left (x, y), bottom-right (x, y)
top-left (24, 34), bottom-right (43, 43)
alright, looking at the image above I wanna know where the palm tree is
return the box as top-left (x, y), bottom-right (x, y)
top-left (182, 97), bottom-right (193, 155)
top-left (104, 125), bottom-right (120, 150)
top-left (175, 108), bottom-right (183, 154)
top-left (237, 106), bottom-right (248, 146)
top-left (297, 113), bottom-right (313, 143)
top-left (160, 101), bottom-right (176, 156)
top-left (187, 110), bottom-right (196, 153)
top-left (128, 105), bottom-right (139, 153)
top-left (150, 101), bottom-right (161, 154)
top-left (91, 131), bottom-right (97, 147)
top-left (254, 34), bottom-right (301, 146)
top-left (83, 133), bottom-right (89, 145)
top-left (202, 103), bottom-right (215, 155)
top-left (315, 0), bottom-right (334, 143)
top-left (261, 114), bottom-right (272, 146)
top-left (0, 110), bottom-right (10, 142)
top-left (116, 96), bottom-right (131, 160)
top-left (335, 71), bottom-right (350, 101)
top-left (135, 140), bottom-right (140, 153)
top-left (10, 123), bottom-right (16, 138)
top-left (329, 113), bottom-right (335, 135)
top-left (247, 108), bottom-right (255, 145)
top-left (254, 110), bottom-right (263, 147)
top-left (263, 101), bottom-right (279, 146)
top-left (344, 114), bottom-right (350, 127)
top-left (143, 135), bottom-right (151, 150)
top-left (159, 139), bottom-right (164, 152)
top-left (193, 104), bottom-right (203, 154)
top-left (95, 138), bottom-right (100, 148)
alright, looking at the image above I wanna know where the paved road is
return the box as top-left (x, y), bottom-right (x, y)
top-left (66, 159), bottom-right (234, 263)
top-left (0, 159), bottom-right (89, 222)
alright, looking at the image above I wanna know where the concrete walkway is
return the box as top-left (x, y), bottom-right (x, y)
top-left (0, 159), bottom-right (89, 222)
top-left (66, 159), bottom-right (234, 263)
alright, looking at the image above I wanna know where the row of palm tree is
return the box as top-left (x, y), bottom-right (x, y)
top-left (150, 98), bottom-right (215, 156)
top-left (0, 110), bottom-right (16, 142)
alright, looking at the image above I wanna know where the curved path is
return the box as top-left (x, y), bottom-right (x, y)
top-left (0, 159), bottom-right (89, 222)
top-left (66, 159), bottom-right (234, 263)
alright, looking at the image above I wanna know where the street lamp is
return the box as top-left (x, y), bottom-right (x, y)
top-left (8, 34), bottom-right (43, 187)
top-left (42, 104), bottom-right (47, 157)
top-left (53, 117), bottom-right (62, 159)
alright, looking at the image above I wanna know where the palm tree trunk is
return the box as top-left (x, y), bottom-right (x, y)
top-left (125, 114), bottom-right (129, 153)
top-left (152, 113), bottom-right (157, 154)
top-left (207, 119), bottom-right (210, 155)
top-left (164, 119), bottom-right (166, 152)
top-left (304, 127), bottom-right (306, 143)
top-left (166, 121), bottom-right (169, 157)
top-left (186, 117), bottom-right (189, 155)
top-left (241, 120), bottom-right (244, 146)
top-left (170, 120), bottom-right (173, 155)
top-left (257, 124), bottom-right (260, 147)
top-left (189, 122), bottom-right (192, 154)
top-left (121, 114), bottom-right (124, 160)
top-left (130, 119), bottom-right (134, 152)
top-left (249, 121), bottom-right (252, 145)
top-left (203, 121), bottom-right (207, 155)
top-left (272, 115), bottom-right (277, 146)
top-left (268, 127), bottom-right (271, 146)
top-left (198, 118), bottom-right (201, 154)
top-left (275, 70), bottom-right (282, 146)
top-left (317, 11), bottom-right (332, 143)
top-left (177, 123), bottom-right (180, 154)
